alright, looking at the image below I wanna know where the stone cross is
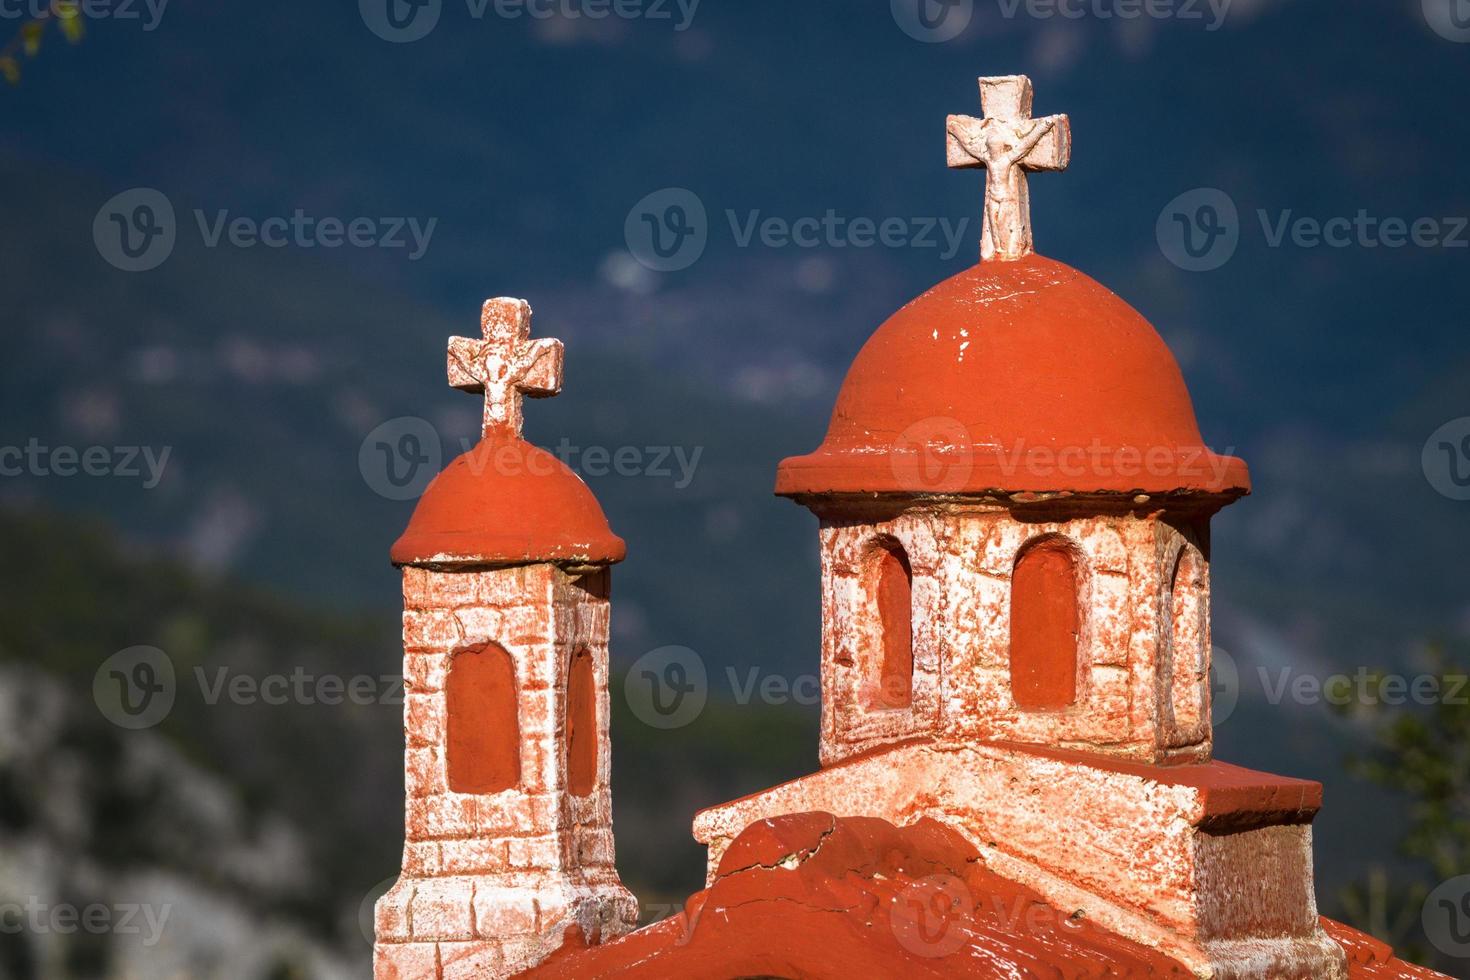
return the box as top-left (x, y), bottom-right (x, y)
top-left (947, 75), bottom-right (1071, 262)
top-left (447, 297), bottom-right (565, 439)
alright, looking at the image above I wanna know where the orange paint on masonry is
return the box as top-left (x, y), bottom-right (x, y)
top-left (776, 254), bottom-right (1251, 499)
top-left (872, 542), bottom-right (913, 709)
top-left (1009, 540), bottom-right (1080, 709)
top-left (565, 648), bottom-right (597, 797)
top-left (374, 75), bottom-right (1451, 980)
top-left (525, 811), bottom-right (1196, 979)
top-left (445, 643), bottom-right (520, 795)
top-left (392, 435), bottom-right (625, 568)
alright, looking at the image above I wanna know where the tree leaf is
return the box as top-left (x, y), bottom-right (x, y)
top-left (21, 21), bottom-right (44, 58)
top-left (57, 11), bottom-right (83, 43)
top-left (0, 57), bottom-right (19, 86)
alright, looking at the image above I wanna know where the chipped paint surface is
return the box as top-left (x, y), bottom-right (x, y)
top-left (524, 812), bottom-right (1195, 978)
top-left (947, 75), bottom-right (1071, 262)
top-left (370, 237), bottom-right (1449, 975)
top-left (774, 255), bottom-right (1251, 498)
top-left (374, 565), bottom-right (637, 979)
top-left (391, 296), bottom-right (625, 570)
top-left (390, 438), bottom-right (626, 569)
top-left (813, 501), bottom-right (1212, 766)
top-left (692, 740), bottom-right (1346, 978)
top-left (447, 298), bottom-right (565, 440)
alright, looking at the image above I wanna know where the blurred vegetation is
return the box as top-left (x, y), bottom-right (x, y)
top-left (0, 504), bottom-right (817, 975)
top-left (1335, 645), bottom-right (1470, 974)
top-left (0, 0), bottom-right (84, 86)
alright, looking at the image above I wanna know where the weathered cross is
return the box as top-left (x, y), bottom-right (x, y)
top-left (447, 297), bottom-right (565, 439)
top-left (947, 75), bottom-right (1071, 262)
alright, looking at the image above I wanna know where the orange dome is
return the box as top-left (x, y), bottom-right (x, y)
top-left (391, 436), bottom-right (625, 568)
top-left (776, 254), bottom-right (1249, 499)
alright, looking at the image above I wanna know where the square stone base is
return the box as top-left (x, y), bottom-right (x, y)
top-left (374, 874), bottom-right (637, 979)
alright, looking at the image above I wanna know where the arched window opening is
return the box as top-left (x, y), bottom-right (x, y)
top-left (566, 647), bottom-right (598, 797)
top-left (869, 541), bottom-right (914, 710)
top-left (1169, 547), bottom-right (1206, 735)
top-left (445, 642), bottom-right (520, 794)
top-left (1009, 540), bottom-right (1080, 710)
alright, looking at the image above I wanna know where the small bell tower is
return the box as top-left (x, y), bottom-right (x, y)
top-left (374, 298), bottom-right (636, 980)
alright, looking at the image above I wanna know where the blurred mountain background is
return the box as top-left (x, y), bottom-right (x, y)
top-left (1, 0), bottom-right (1468, 975)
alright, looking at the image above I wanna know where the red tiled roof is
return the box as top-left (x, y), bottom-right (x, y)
top-left (1325, 918), bottom-right (1450, 979)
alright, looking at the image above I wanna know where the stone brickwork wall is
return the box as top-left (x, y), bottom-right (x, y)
top-left (816, 503), bottom-right (1212, 767)
top-left (692, 740), bottom-right (1347, 979)
top-left (374, 564), bottom-right (636, 980)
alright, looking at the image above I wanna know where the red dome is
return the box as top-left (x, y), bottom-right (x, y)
top-left (776, 254), bottom-right (1250, 499)
top-left (391, 436), bottom-right (624, 568)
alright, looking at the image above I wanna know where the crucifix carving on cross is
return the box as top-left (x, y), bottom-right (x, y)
top-left (947, 75), bottom-right (1071, 262)
top-left (447, 297), bottom-right (565, 439)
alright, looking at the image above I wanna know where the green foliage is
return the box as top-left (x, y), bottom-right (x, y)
top-left (1349, 647), bottom-right (1470, 881)
top-left (1, 3), bottom-right (87, 87)
top-left (1338, 644), bottom-right (1470, 971)
top-left (20, 21), bottom-right (42, 57)
top-left (0, 504), bottom-right (824, 949)
top-left (56, 3), bottom-right (85, 44)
